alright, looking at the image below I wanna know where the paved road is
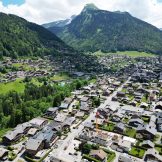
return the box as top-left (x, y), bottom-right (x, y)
top-left (44, 77), bottom-right (131, 162)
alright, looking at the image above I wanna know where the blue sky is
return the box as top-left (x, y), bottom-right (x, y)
top-left (2, 0), bottom-right (25, 6)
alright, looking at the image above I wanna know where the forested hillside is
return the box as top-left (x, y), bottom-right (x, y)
top-left (0, 12), bottom-right (71, 58)
top-left (47, 4), bottom-right (162, 54)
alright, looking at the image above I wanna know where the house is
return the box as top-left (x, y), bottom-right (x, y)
top-left (45, 107), bottom-right (58, 117)
top-left (62, 117), bottom-right (75, 128)
top-left (114, 123), bottom-right (125, 133)
top-left (59, 97), bottom-right (74, 109)
top-left (80, 96), bottom-right (89, 102)
top-left (118, 154), bottom-right (133, 162)
top-left (117, 91), bottom-right (125, 97)
top-left (54, 113), bottom-right (66, 123)
top-left (48, 121), bottom-right (62, 132)
top-left (30, 117), bottom-right (48, 130)
top-left (141, 140), bottom-right (155, 148)
top-left (156, 118), bottom-right (162, 132)
top-left (90, 149), bottom-right (107, 161)
top-left (80, 101), bottom-right (90, 113)
top-left (34, 127), bottom-right (57, 148)
top-left (3, 122), bottom-right (31, 144)
top-left (118, 140), bottom-right (131, 152)
top-left (145, 149), bottom-right (162, 162)
top-left (155, 102), bottom-right (162, 110)
top-left (75, 111), bottom-right (85, 118)
top-left (26, 139), bottom-right (44, 156)
top-left (136, 124), bottom-right (157, 139)
top-left (129, 118), bottom-right (144, 127)
top-left (0, 148), bottom-right (8, 160)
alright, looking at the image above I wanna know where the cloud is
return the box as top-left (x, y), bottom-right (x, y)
top-left (0, 0), bottom-right (162, 28)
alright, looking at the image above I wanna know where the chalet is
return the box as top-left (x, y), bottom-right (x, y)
top-left (75, 111), bottom-right (85, 118)
top-left (136, 124), bottom-right (157, 140)
top-left (141, 140), bottom-right (155, 148)
top-left (80, 101), bottom-right (90, 113)
top-left (54, 113), bottom-right (66, 123)
top-left (34, 127), bottom-right (57, 148)
top-left (128, 118), bottom-right (144, 127)
top-left (0, 148), bottom-right (8, 160)
top-left (48, 121), bottom-right (62, 132)
top-left (26, 139), bottom-right (44, 156)
top-left (59, 97), bottom-right (73, 109)
top-left (117, 91), bottom-right (125, 98)
top-left (155, 102), bottom-right (162, 110)
top-left (45, 107), bottom-right (58, 117)
top-left (30, 117), bottom-right (48, 130)
top-left (118, 140), bottom-right (131, 152)
top-left (145, 149), bottom-right (162, 162)
top-left (3, 122), bottom-right (31, 144)
top-left (114, 123), bottom-right (126, 133)
top-left (118, 154), bottom-right (133, 162)
top-left (89, 149), bottom-right (107, 161)
top-left (156, 118), bottom-right (162, 132)
top-left (62, 117), bottom-right (75, 128)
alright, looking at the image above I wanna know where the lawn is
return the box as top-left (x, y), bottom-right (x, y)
top-left (129, 147), bottom-right (146, 159)
top-left (50, 73), bottom-right (70, 81)
top-left (12, 63), bottom-right (33, 71)
top-left (0, 78), bottom-right (25, 94)
top-left (93, 50), bottom-right (156, 57)
top-left (0, 78), bottom-right (42, 94)
top-left (124, 127), bottom-right (136, 138)
top-left (101, 123), bottom-right (115, 132)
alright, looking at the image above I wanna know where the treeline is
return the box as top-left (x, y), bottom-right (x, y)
top-left (0, 79), bottom-right (88, 128)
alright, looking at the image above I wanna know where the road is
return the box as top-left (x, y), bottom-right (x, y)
top-left (45, 77), bottom-right (131, 162)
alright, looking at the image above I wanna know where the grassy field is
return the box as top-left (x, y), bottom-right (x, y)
top-left (0, 78), bottom-right (42, 94)
top-left (124, 127), bottom-right (136, 138)
top-left (50, 73), bottom-right (70, 81)
top-left (93, 50), bottom-right (156, 57)
top-left (12, 63), bottom-right (33, 71)
top-left (0, 78), bottom-right (25, 94)
top-left (129, 147), bottom-right (145, 158)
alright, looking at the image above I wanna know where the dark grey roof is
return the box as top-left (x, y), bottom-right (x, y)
top-left (26, 139), bottom-right (43, 151)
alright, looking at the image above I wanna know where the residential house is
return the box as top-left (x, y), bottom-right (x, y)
top-left (30, 117), bottom-right (48, 130)
top-left (45, 107), bottom-right (58, 118)
top-left (129, 118), bottom-right (144, 128)
top-left (141, 140), bottom-right (155, 148)
top-left (54, 113), bottom-right (66, 123)
top-left (89, 149), bottom-right (107, 161)
top-left (114, 123), bottom-right (126, 134)
top-left (3, 122), bottom-right (31, 144)
top-left (62, 117), bottom-right (76, 129)
top-left (118, 154), bottom-right (133, 162)
top-left (136, 124), bottom-right (157, 140)
top-left (25, 139), bottom-right (44, 156)
top-left (0, 148), bottom-right (8, 161)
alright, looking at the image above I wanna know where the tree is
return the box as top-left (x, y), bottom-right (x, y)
top-left (53, 94), bottom-right (62, 107)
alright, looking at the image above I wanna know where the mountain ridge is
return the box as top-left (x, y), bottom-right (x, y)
top-left (46, 4), bottom-right (162, 54)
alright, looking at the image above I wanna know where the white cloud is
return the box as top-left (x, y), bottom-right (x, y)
top-left (0, 0), bottom-right (162, 28)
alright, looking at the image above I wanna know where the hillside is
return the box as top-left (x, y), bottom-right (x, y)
top-left (0, 12), bottom-right (72, 58)
top-left (47, 4), bottom-right (162, 54)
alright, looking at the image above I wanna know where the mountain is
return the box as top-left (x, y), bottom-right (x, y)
top-left (42, 15), bottom-right (76, 28)
top-left (47, 4), bottom-right (162, 54)
top-left (0, 12), bottom-right (72, 58)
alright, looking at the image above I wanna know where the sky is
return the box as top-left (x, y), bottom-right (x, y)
top-left (0, 0), bottom-right (162, 28)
